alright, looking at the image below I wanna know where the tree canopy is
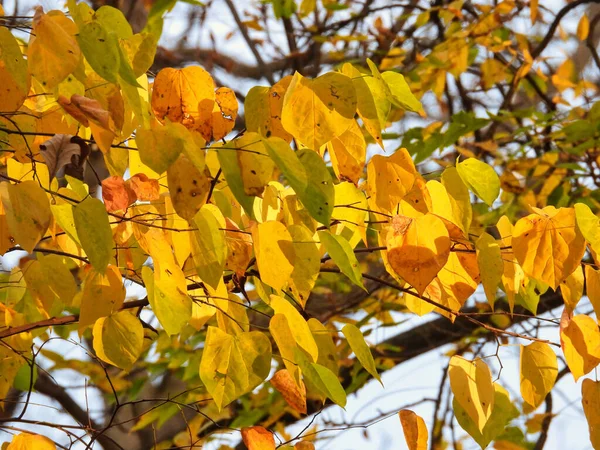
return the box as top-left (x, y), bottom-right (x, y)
top-left (0, 0), bottom-right (600, 449)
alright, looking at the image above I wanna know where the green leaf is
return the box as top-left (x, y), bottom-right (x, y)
top-left (298, 353), bottom-right (346, 408)
top-left (216, 144), bottom-right (257, 218)
top-left (342, 324), bottom-right (381, 384)
top-left (191, 205), bottom-right (227, 289)
top-left (456, 158), bottom-right (500, 206)
top-left (73, 197), bottom-right (113, 273)
top-left (93, 311), bottom-right (143, 370)
top-left (453, 384), bottom-right (519, 449)
top-left (77, 21), bottom-right (121, 84)
top-left (318, 230), bottom-right (365, 290)
top-left (13, 363), bottom-right (37, 392)
top-left (264, 137), bottom-right (334, 225)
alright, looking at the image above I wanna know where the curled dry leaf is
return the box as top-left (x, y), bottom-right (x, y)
top-left (39, 134), bottom-right (90, 181)
top-left (58, 94), bottom-right (113, 131)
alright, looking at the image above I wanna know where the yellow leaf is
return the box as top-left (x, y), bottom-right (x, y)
top-left (574, 203), bottom-right (600, 255)
top-left (199, 327), bottom-right (271, 411)
top-left (241, 426), bottom-right (276, 450)
top-left (577, 14), bottom-right (590, 41)
top-left (286, 224), bottom-right (320, 307)
top-left (386, 213), bottom-right (451, 294)
top-left (93, 310), bottom-right (143, 370)
top-left (270, 369), bottom-right (307, 414)
top-left (366, 148), bottom-right (417, 214)
top-left (0, 28), bottom-right (30, 111)
top-left (245, 76), bottom-right (293, 142)
top-left (476, 232), bottom-right (503, 308)
top-left (520, 341), bottom-right (558, 409)
top-left (167, 153), bottom-right (211, 221)
top-left (252, 221), bottom-right (295, 291)
top-left (441, 167), bottom-right (472, 234)
top-left (224, 218), bottom-right (253, 278)
top-left (281, 71), bottom-right (357, 150)
top-left (270, 295), bottom-right (319, 362)
top-left (340, 62), bottom-right (387, 148)
top-left (28, 10), bottom-right (80, 89)
top-left (78, 265), bottom-right (125, 334)
top-left (448, 356), bottom-right (494, 432)
top-left (582, 379), bottom-right (600, 450)
top-left (270, 313), bottom-right (302, 385)
top-left (191, 205), bottom-right (227, 289)
top-left (530, 0), bottom-right (538, 24)
top-left (585, 265), bottom-right (600, 322)
top-left (308, 318), bottom-right (339, 375)
top-left (6, 433), bottom-right (56, 450)
top-left (0, 181), bottom-right (51, 253)
top-left (367, 59), bottom-right (423, 114)
top-left (497, 215), bottom-right (526, 313)
top-left (326, 120), bottom-right (366, 184)
top-left (560, 313), bottom-right (600, 381)
top-left (513, 206), bottom-right (586, 289)
top-left (235, 132), bottom-right (275, 196)
top-left (399, 410), bottom-right (428, 450)
top-left (142, 262), bottom-right (192, 336)
top-left (561, 265), bottom-right (584, 312)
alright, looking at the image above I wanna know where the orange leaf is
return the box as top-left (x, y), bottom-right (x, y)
top-left (399, 410), bottom-right (428, 450)
top-left (102, 176), bottom-right (137, 212)
top-left (270, 369), bottom-right (307, 414)
top-left (128, 173), bottom-right (160, 201)
top-left (241, 426), bottom-right (276, 450)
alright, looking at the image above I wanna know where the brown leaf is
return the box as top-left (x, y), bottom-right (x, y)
top-left (102, 176), bottom-right (136, 212)
top-left (270, 369), bottom-right (307, 414)
top-left (39, 134), bottom-right (89, 180)
top-left (128, 173), bottom-right (160, 201)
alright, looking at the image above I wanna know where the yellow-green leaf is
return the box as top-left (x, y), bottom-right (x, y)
top-left (264, 137), bottom-right (334, 224)
top-left (574, 202), bottom-right (600, 254)
top-left (0, 181), bottom-right (51, 254)
top-left (449, 356), bottom-right (494, 432)
top-left (0, 28), bottom-right (30, 111)
top-left (93, 310), bottom-right (143, 370)
top-left (475, 232), bottom-right (502, 308)
top-left (73, 197), bottom-right (114, 273)
top-left (271, 295), bottom-right (319, 362)
top-left (318, 230), bottom-right (365, 290)
top-left (453, 383), bottom-right (519, 449)
top-left (367, 59), bottom-right (422, 114)
top-left (456, 158), bottom-right (500, 206)
top-left (342, 323), bottom-right (381, 384)
top-left (191, 205), bottom-right (227, 289)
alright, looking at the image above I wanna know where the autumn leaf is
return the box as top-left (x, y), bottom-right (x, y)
top-left (399, 410), bottom-right (428, 450)
top-left (386, 213), bottom-right (451, 294)
top-left (241, 426), bottom-right (276, 450)
top-left (520, 341), bottom-right (558, 410)
top-left (512, 206), bottom-right (586, 289)
top-left (270, 369), bottom-right (307, 414)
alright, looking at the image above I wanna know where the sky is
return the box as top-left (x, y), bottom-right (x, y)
top-left (0, 0), bottom-right (596, 449)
